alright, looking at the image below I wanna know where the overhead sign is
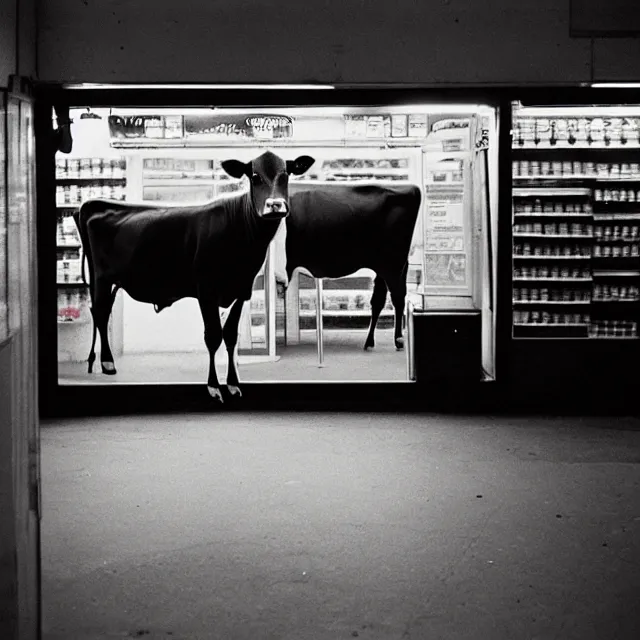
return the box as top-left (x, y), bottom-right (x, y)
top-left (108, 114), bottom-right (294, 141)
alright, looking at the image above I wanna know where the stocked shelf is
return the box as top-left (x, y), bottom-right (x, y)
top-left (514, 234), bottom-right (592, 239)
top-left (514, 255), bottom-right (591, 260)
top-left (513, 300), bottom-right (590, 305)
top-left (514, 213), bottom-right (592, 218)
top-left (512, 111), bottom-right (640, 340)
top-left (514, 322), bottom-right (589, 327)
top-left (513, 188), bottom-right (591, 197)
top-left (593, 270), bottom-right (640, 277)
top-left (512, 147), bottom-right (640, 158)
top-left (514, 277), bottom-right (591, 282)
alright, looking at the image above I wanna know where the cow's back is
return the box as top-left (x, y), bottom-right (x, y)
top-left (77, 199), bottom-right (254, 306)
top-left (287, 183), bottom-right (421, 278)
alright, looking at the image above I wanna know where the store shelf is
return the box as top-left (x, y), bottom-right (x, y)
top-left (57, 281), bottom-right (87, 287)
top-left (514, 175), bottom-right (640, 182)
top-left (57, 243), bottom-right (82, 249)
top-left (592, 298), bottom-right (640, 303)
top-left (514, 322), bottom-right (589, 327)
top-left (593, 270), bottom-right (640, 277)
top-left (514, 213), bottom-right (592, 218)
top-left (594, 179), bottom-right (640, 186)
top-left (512, 146), bottom-right (640, 157)
top-left (593, 213), bottom-right (640, 221)
top-left (513, 277), bottom-right (592, 282)
top-left (513, 300), bottom-right (590, 305)
top-left (513, 255), bottom-right (591, 259)
top-left (513, 234), bottom-right (593, 239)
top-left (57, 177), bottom-right (126, 182)
top-left (594, 237), bottom-right (639, 242)
top-left (513, 187), bottom-right (591, 197)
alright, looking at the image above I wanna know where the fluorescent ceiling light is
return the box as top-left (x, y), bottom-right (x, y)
top-left (62, 83), bottom-right (336, 90)
top-left (592, 83), bottom-right (640, 88)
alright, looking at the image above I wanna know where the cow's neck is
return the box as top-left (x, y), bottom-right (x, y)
top-left (238, 193), bottom-right (282, 249)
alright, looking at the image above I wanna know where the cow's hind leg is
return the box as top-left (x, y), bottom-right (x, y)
top-left (87, 307), bottom-right (98, 373)
top-left (222, 298), bottom-right (246, 398)
top-left (364, 275), bottom-right (388, 350)
top-left (198, 293), bottom-right (224, 403)
top-left (93, 279), bottom-right (118, 374)
top-left (387, 263), bottom-right (409, 350)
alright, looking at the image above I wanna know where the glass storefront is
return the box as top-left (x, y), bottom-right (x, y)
top-left (54, 103), bottom-right (497, 386)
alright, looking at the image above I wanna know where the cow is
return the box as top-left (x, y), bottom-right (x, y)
top-left (278, 182), bottom-right (422, 351)
top-left (73, 151), bottom-right (315, 402)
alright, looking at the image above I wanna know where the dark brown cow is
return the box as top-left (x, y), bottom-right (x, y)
top-left (73, 151), bottom-right (315, 402)
top-left (282, 182), bottom-right (422, 350)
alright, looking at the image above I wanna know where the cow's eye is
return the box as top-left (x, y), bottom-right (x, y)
top-left (251, 173), bottom-right (263, 186)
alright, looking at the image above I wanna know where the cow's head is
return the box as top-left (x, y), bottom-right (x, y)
top-left (221, 151), bottom-right (315, 219)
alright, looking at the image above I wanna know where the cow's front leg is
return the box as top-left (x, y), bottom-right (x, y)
top-left (222, 298), bottom-right (247, 398)
top-left (198, 293), bottom-right (224, 403)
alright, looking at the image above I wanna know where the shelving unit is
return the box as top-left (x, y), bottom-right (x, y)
top-left (55, 156), bottom-right (127, 326)
top-left (511, 111), bottom-right (640, 340)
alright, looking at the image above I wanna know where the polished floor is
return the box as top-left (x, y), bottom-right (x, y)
top-left (58, 329), bottom-right (410, 384)
top-left (41, 413), bottom-right (640, 640)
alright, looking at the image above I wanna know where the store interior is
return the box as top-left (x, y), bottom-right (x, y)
top-left (55, 103), bottom-right (499, 386)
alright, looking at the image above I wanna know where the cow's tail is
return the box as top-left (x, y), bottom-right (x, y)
top-left (73, 205), bottom-right (98, 373)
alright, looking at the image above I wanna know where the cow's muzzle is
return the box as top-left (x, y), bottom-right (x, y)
top-left (263, 197), bottom-right (289, 218)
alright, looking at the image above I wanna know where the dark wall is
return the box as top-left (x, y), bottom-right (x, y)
top-left (37, 0), bottom-right (640, 85)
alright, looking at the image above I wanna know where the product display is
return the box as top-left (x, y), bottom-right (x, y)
top-left (512, 107), bottom-right (640, 339)
top-left (56, 153), bottom-right (127, 323)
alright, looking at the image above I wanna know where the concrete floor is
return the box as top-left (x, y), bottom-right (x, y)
top-left (41, 413), bottom-right (640, 640)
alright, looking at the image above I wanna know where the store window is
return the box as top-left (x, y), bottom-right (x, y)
top-left (55, 103), bottom-right (497, 386)
top-left (512, 101), bottom-right (640, 340)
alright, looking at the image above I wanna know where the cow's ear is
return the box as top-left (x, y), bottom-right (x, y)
top-left (221, 159), bottom-right (250, 179)
top-left (287, 155), bottom-right (315, 176)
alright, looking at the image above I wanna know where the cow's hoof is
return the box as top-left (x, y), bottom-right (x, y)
top-left (364, 339), bottom-right (374, 351)
top-left (395, 337), bottom-right (405, 350)
top-left (101, 362), bottom-right (117, 375)
top-left (227, 385), bottom-right (242, 398)
top-left (207, 386), bottom-right (224, 403)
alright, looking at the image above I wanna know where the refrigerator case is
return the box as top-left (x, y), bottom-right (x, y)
top-left (511, 105), bottom-right (640, 339)
top-left (420, 118), bottom-right (475, 300)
